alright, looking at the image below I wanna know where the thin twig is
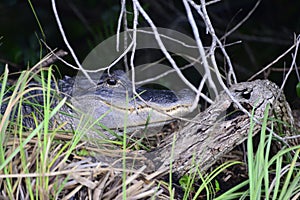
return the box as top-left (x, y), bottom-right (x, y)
top-left (279, 35), bottom-right (300, 93)
top-left (199, 0), bottom-right (237, 85)
top-left (220, 0), bottom-right (261, 41)
top-left (51, 0), bottom-right (95, 85)
top-left (132, 0), bottom-right (199, 96)
top-left (183, 0), bottom-right (218, 96)
top-left (130, 1), bottom-right (139, 94)
top-left (116, 0), bottom-right (126, 52)
top-left (248, 41), bottom-right (298, 81)
top-left (39, 49), bottom-right (68, 67)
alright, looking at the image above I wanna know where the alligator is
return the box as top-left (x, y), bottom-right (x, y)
top-left (0, 70), bottom-right (195, 138)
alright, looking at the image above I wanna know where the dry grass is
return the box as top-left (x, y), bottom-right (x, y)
top-left (1, 121), bottom-right (183, 200)
top-left (1, 132), bottom-right (172, 200)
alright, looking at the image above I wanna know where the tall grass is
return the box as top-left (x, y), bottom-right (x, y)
top-left (215, 104), bottom-right (300, 200)
top-left (0, 66), bottom-right (83, 199)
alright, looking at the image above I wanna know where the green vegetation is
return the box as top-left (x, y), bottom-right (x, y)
top-left (0, 66), bottom-right (82, 199)
top-left (0, 65), bottom-right (299, 199)
top-left (296, 82), bottom-right (300, 98)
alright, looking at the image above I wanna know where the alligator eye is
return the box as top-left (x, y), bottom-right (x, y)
top-left (241, 90), bottom-right (251, 99)
top-left (235, 88), bottom-right (251, 99)
top-left (106, 78), bottom-right (118, 86)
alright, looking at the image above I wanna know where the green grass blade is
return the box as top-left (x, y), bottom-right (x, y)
top-left (247, 105), bottom-right (256, 199)
top-left (0, 97), bottom-right (67, 171)
top-left (278, 149), bottom-right (300, 200)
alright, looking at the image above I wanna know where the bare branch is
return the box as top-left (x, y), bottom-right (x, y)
top-left (132, 0), bottom-right (199, 96)
top-left (220, 0), bottom-right (261, 41)
top-left (51, 0), bottom-right (94, 85)
top-left (183, 0), bottom-right (218, 96)
top-left (248, 41), bottom-right (299, 81)
top-left (280, 35), bottom-right (300, 91)
top-left (117, 0), bottom-right (126, 52)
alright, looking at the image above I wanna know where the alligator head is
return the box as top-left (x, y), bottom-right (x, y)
top-left (70, 70), bottom-right (195, 137)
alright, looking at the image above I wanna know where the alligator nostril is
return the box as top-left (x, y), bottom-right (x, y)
top-left (106, 78), bottom-right (118, 86)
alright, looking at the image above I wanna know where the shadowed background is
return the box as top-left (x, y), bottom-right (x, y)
top-left (0, 0), bottom-right (299, 106)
